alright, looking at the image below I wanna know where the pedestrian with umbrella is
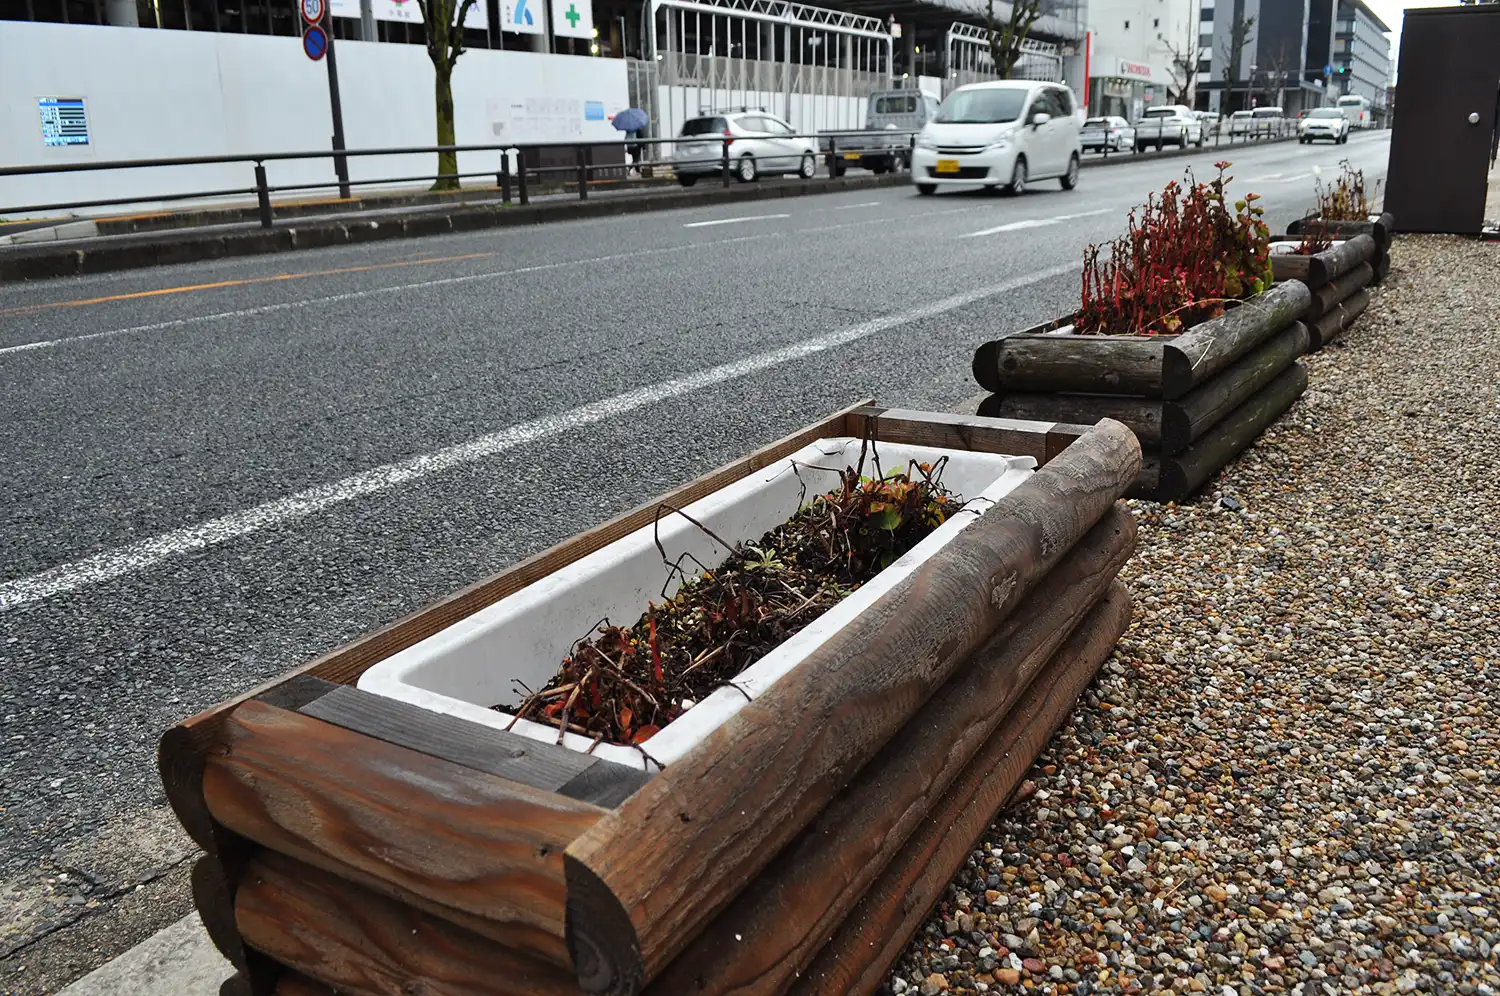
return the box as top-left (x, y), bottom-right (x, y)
top-left (612, 107), bottom-right (651, 174)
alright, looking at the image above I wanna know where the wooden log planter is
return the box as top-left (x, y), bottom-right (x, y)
top-left (972, 280), bottom-right (1312, 503)
top-left (1286, 211), bottom-right (1395, 284)
top-left (158, 403), bottom-right (1142, 996)
top-left (1268, 233), bottom-right (1379, 350)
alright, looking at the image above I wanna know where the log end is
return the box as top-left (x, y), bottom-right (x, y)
top-left (159, 723), bottom-right (219, 854)
top-left (566, 854), bottom-right (646, 996)
top-left (976, 393), bottom-right (1002, 418)
top-left (972, 341), bottom-right (1003, 393)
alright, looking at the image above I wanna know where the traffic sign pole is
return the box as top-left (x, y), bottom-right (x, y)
top-left (322, 10), bottom-right (352, 199)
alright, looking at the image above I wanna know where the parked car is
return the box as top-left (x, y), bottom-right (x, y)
top-left (1134, 105), bottom-right (1204, 150)
top-left (1194, 110), bottom-right (1222, 136)
top-left (821, 89), bottom-right (938, 175)
top-left (671, 110), bottom-right (818, 186)
top-left (1080, 115), bottom-right (1135, 152)
top-left (1227, 109), bottom-right (1255, 135)
top-left (910, 80), bottom-right (1083, 196)
top-left (1299, 106), bottom-right (1350, 144)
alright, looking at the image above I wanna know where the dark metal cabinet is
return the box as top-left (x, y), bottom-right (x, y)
top-left (1385, 5), bottom-right (1500, 234)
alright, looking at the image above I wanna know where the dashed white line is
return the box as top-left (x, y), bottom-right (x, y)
top-left (0, 262), bottom-right (1077, 610)
top-left (960, 208), bottom-right (1113, 239)
top-left (682, 213), bottom-right (792, 228)
top-left (831, 201), bottom-right (885, 210)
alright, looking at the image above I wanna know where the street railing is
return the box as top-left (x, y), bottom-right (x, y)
top-left (0, 119), bottom-right (1306, 230)
top-left (1085, 117), bottom-right (1298, 159)
top-left (0, 132), bottom-right (917, 229)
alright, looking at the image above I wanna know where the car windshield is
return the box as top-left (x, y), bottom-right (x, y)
top-left (1337, 97), bottom-right (1363, 106)
top-left (1252, 109), bottom-right (1281, 118)
top-left (681, 117), bottom-right (727, 136)
top-left (1231, 111), bottom-right (1252, 118)
top-left (874, 94), bottom-right (918, 114)
top-left (1309, 108), bottom-right (1343, 118)
top-left (935, 88), bottom-right (1027, 124)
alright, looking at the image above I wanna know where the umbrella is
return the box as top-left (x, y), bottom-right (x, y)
top-left (612, 108), bottom-right (650, 133)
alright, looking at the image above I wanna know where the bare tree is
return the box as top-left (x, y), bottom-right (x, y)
top-left (1257, 40), bottom-right (1300, 106)
top-left (1219, 12), bottom-right (1256, 112)
top-left (415, 0), bottom-right (480, 191)
top-left (986, 0), bottom-right (1047, 80)
top-left (1159, 19), bottom-right (1200, 105)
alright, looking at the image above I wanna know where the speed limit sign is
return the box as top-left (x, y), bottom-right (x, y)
top-left (301, 0), bottom-right (325, 25)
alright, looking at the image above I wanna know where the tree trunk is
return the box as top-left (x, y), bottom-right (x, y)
top-left (433, 64), bottom-right (459, 192)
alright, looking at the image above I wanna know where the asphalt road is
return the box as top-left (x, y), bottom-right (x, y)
top-left (0, 130), bottom-right (1392, 995)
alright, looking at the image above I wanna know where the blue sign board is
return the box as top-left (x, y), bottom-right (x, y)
top-left (303, 24), bottom-right (328, 61)
top-left (1323, 63), bottom-right (1334, 76)
top-left (585, 101), bottom-right (605, 121)
top-left (39, 97), bottom-right (89, 147)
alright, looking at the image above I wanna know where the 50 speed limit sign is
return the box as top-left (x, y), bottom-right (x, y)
top-left (301, 0), bottom-right (325, 25)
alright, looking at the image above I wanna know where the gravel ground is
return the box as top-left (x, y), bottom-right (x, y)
top-left (886, 235), bottom-right (1500, 996)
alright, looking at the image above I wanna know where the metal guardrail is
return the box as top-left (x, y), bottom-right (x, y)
top-left (0, 132), bottom-right (918, 229)
top-left (1084, 117), bottom-right (1298, 160)
top-left (0, 119), bottom-right (1306, 230)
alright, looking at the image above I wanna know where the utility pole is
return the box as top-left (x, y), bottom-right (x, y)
top-left (322, 9), bottom-right (352, 199)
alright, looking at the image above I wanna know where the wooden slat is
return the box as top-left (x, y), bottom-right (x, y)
top-left (1162, 282), bottom-right (1309, 399)
top-left (1305, 262), bottom-right (1374, 322)
top-left (644, 504), bottom-right (1137, 996)
top-left (1162, 322), bottom-right (1309, 455)
top-left (844, 406), bottom-right (1089, 464)
top-left (562, 420), bottom-right (1142, 995)
top-left (300, 685), bottom-right (652, 809)
top-left (790, 580), bottom-right (1134, 996)
top-left (1159, 362), bottom-right (1309, 502)
top-left (158, 401), bottom-right (871, 855)
top-left (979, 392), bottom-right (1166, 447)
top-left (238, 850), bottom-right (580, 996)
top-left (203, 700), bottom-right (606, 968)
top-left (973, 334), bottom-right (1169, 396)
top-left (1309, 287), bottom-right (1372, 350)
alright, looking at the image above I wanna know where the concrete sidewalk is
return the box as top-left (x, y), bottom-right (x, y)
top-left (55, 916), bottom-right (228, 996)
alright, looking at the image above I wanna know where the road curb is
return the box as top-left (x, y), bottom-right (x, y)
top-left (0, 137), bottom-right (1305, 284)
top-left (0, 174), bottom-right (911, 283)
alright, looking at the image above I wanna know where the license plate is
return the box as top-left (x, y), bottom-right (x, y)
top-left (935, 159), bottom-right (960, 174)
top-left (843, 152), bottom-right (862, 160)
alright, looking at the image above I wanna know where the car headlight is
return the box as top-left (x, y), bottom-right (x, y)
top-left (915, 135), bottom-right (937, 150)
top-left (984, 136), bottom-right (1012, 151)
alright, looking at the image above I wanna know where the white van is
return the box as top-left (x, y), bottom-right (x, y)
top-left (911, 80), bottom-right (1083, 196)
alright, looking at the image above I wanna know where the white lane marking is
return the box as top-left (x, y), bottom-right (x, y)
top-left (682, 213), bottom-right (791, 228)
top-left (832, 200), bottom-right (885, 210)
top-left (0, 262), bottom-right (1077, 610)
top-left (960, 208), bottom-right (1112, 239)
top-left (1274, 172), bottom-right (1312, 183)
top-left (1, 207), bottom-right (991, 358)
top-left (1246, 173), bottom-right (1285, 182)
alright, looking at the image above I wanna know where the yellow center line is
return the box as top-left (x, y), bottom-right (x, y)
top-left (0, 251), bottom-right (497, 317)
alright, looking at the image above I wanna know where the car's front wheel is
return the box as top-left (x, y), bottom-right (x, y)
top-left (736, 155), bottom-right (757, 183)
top-left (1005, 157), bottom-right (1027, 196)
top-left (799, 154), bottom-right (816, 179)
top-left (678, 175), bottom-right (698, 187)
top-left (916, 183), bottom-right (936, 196)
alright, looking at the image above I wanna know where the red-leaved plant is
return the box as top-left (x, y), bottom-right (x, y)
top-left (1076, 162), bottom-right (1273, 336)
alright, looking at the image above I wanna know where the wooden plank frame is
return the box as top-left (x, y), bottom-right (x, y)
top-left (972, 281), bottom-right (1311, 400)
top-left (159, 401), bottom-right (1115, 996)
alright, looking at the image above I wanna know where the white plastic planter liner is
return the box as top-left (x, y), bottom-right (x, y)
top-left (359, 438), bottom-right (1036, 772)
top-left (1269, 239), bottom-right (1344, 255)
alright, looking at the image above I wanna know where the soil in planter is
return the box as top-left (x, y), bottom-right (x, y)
top-left (495, 458), bottom-right (961, 748)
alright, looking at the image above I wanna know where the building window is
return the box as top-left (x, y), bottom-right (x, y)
top-left (1198, 59), bottom-right (1212, 72)
top-left (1153, 18), bottom-right (1160, 27)
top-left (1124, 19), bottom-right (1130, 28)
top-left (1200, 8), bottom-right (1212, 20)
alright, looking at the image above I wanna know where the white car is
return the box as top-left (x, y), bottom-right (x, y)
top-left (1300, 107), bottom-right (1350, 144)
top-left (911, 80), bottom-right (1083, 196)
top-left (1134, 105), bottom-right (1204, 150)
top-left (1080, 116), bottom-right (1135, 152)
top-left (671, 110), bottom-right (818, 186)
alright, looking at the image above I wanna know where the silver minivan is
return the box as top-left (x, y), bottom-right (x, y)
top-left (672, 110), bottom-right (819, 186)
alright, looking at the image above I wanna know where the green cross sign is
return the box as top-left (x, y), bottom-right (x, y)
top-left (564, 2), bottom-right (581, 27)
